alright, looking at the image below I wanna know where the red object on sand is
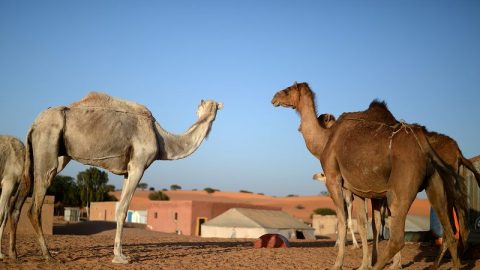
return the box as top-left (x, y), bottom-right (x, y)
top-left (253, 234), bottom-right (290, 248)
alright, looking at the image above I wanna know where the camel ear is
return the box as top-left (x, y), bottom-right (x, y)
top-left (201, 99), bottom-right (205, 104)
top-left (217, 102), bottom-right (224, 110)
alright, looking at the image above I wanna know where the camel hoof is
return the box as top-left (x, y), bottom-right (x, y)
top-left (8, 251), bottom-right (18, 261)
top-left (112, 254), bottom-right (130, 264)
top-left (351, 244), bottom-right (360, 250)
top-left (44, 255), bottom-right (62, 263)
top-left (330, 264), bottom-right (342, 270)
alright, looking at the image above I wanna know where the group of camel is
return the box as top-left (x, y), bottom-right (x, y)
top-left (272, 82), bottom-right (480, 269)
top-left (0, 84), bottom-right (478, 269)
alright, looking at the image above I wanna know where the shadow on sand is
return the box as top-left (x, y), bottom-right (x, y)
top-left (54, 221), bottom-right (117, 235)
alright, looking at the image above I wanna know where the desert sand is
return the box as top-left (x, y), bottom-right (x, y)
top-left (1, 218), bottom-right (479, 270)
top-left (1, 191), bottom-right (477, 269)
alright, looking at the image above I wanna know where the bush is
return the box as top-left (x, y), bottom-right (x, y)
top-left (287, 194), bottom-right (298, 197)
top-left (296, 204), bottom-right (305, 210)
top-left (148, 191), bottom-right (170, 201)
top-left (320, 191), bottom-right (329, 196)
top-left (204, 187), bottom-right (218, 194)
top-left (170, 184), bottom-right (182, 191)
top-left (312, 208), bottom-right (336, 216)
top-left (239, 190), bottom-right (252, 193)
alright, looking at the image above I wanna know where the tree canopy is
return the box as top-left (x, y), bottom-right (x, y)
top-left (77, 167), bottom-right (116, 208)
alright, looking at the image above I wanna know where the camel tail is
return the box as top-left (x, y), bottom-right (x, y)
top-left (414, 127), bottom-right (469, 249)
top-left (23, 127), bottom-right (34, 198)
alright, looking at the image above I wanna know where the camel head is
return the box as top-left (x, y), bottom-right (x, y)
top-left (196, 99), bottom-right (224, 119)
top-left (318, 113), bottom-right (336, 129)
top-left (271, 82), bottom-right (311, 110)
top-left (312, 172), bottom-right (326, 182)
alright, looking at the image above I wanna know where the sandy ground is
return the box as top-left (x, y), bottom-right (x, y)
top-left (1, 220), bottom-right (479, 270)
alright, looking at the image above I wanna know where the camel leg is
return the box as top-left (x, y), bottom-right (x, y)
top-left (425, 175), bottom-right (460, 270)
top-left (353, 195), bottom-right (369, 270)
top-left (8, 176), bottom-right (31, 260)
top-left (112, 164), bottom-right (145, 264)
top-left (345, 191), bottom-right (359, 249)
top-left (371, 199), bottom-right (383, 266)
top-left (0, 179), bottom-right (15, 260)
top-left (389, 212), bottom-right (402, 269)
top-left (27, 133), bottom-right (61, 261)
top-left (372, 187), bottom-right (415, 270)
top-left (56, 156), bottom-right (71, 173)
top-left (325, 173), bottom-right (347, 270)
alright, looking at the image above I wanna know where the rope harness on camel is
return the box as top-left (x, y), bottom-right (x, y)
top-left (343, 117), bottom-right (425, 153)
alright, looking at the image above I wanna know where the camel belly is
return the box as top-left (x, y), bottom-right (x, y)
top-left (63, 108), bottom-right (154, 175)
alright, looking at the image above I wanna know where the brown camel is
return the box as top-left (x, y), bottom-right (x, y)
top-left (272, 82), bottom-right (467, 270)
top-left (314, 113), bottom-right (480, 269)
top-left (371, 130), bottom-right (480, 268)
top-left (0, 136), bottom-right (29, 260)
top-left (25, 92), bottom-right (223, 263)
top-left (312, 115), bottom-right (364, 251)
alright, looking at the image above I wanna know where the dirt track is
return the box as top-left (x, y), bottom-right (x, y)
top-left (1, 221), bottom-right (479, 269)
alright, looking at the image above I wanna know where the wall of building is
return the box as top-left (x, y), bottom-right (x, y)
top-left (89, 201), bottom-right (117, 221)
top-left (312, 214), bottom-right (338, 236)
top-left (147, 201), bottom-right (281, 236)
top-left (147, 201), bottom-right (193, 235)
top-left (466, 158), bottom-right (480, 231)
top-left (5, 196), bottom-right (54, 235)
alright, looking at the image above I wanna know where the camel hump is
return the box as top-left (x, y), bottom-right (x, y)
top-left (69, 92), bottom-right (152, 117)
top-left (337, 99), bottom-right (397, 126)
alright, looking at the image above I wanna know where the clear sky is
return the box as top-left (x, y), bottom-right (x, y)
top-left (1, 1), bottom-right (479, 196)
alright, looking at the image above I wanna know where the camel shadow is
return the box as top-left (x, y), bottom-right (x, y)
top-left (290, 239), bottom-right (336, 248)
top-left (53, 221), bottom-right (116, 235)
top-left (67, 240), bottom-right (253, 262)
top-left (413, 241), bottom-right (479, 270)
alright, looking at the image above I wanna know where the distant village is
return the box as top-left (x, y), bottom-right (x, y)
top-left (14, 156), bottom-right (480, 244)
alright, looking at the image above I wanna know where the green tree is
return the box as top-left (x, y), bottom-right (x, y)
top-left (170, 184), bottom-right (182, 190)
top-left (204, 187), bottom-right (218, 194)
top-left (47, 175), bottom-right (81, 214)
top-left (312, 208), bottom-right (336, 216)
top-left (105, 184), bottom-right (116, 192)
top-left (137, 182), bottom-right (148, 190)
top-left (148, 191), bottom-right (170, 201)
top-left (77, 167), bottom-right (115, 209)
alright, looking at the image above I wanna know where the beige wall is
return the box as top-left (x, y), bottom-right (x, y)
top-left (89, 201), bottom-right (117, 221)
top-left (5, 196), bottom-right (54, 235)
top-left (312, 215), bottom-right (338, 236)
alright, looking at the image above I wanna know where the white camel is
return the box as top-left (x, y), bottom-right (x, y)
top-left (24, 92), bottom-right (223, 263)
top-left (0, 135), bottom-right (28, 260)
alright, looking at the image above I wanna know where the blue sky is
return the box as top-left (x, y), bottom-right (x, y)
top-left (1, 1), bottom-right (479, 196)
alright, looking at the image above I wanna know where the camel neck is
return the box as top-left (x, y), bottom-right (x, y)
top-left (297, 94), bottom-right (330, 159)
top-left (154, 114), bottom-right (214, 160)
